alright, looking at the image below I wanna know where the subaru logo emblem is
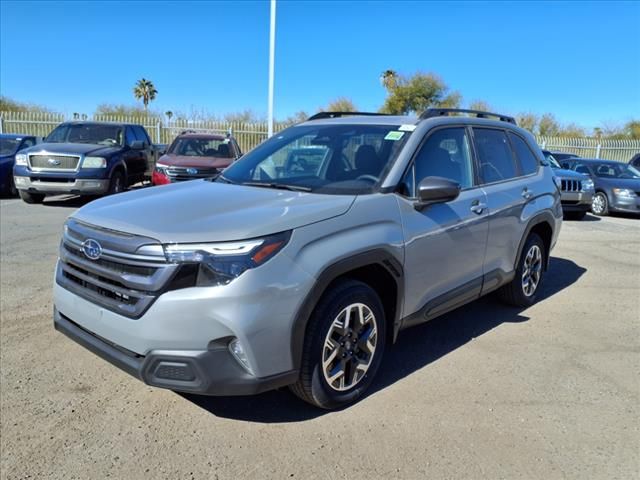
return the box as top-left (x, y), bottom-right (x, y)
top-left (186, 168), bottom-right (198, 175)
top-left (82, 239), bottom-right (102, 260)
top-left (48, 158), bottom-right (61, 166)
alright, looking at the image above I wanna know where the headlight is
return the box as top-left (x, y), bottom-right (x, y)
top-left (612, 188), bottom-right (636, 198)
top-left (163, 231), bottom-right (291, 287)
top-left (155, 163), bottom-right (169, 174)
top-left (15, 153), bottom-right (28, 166)
top-left (581, 178), bottom-right (594, 191)
top-left (82, 156), bottom-right (107, 169)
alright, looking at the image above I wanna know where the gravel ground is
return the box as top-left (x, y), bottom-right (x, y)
top-left (1, 195), bottom-right (638, 480)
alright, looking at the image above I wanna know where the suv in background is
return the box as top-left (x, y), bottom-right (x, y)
top-left (13, 121), bottom-right (155, 203)
top-left (560, 158), bottom-right (640, 215)
top-left (153, 132), bottom-right (241, 185)
top-left (542, 150), bottom-right (594, 220)
top-left (1, 134), bottom-right (39, 196)
top-left (53, 109), bottom-right (561, 409)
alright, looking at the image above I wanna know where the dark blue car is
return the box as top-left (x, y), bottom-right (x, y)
top-left (0, 134), bottom-right (38, 196)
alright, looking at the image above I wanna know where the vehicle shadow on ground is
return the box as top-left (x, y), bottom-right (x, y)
top-left (181, 256), bottom-right (586, 423)
top-left (42, 195), bottom-right (95, 208)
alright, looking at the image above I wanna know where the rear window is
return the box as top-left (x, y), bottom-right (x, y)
top-left (169, 137), bottom-right (234, 158)
top-left (473, 128), bottom-right (518, 183)
top-left (508, 132), bottom-right (539, 175)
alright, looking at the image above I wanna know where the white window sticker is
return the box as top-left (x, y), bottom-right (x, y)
top-left (384, 131), bottom-right (405, 141)
top-left (398, 124), bottom-right (417, 132)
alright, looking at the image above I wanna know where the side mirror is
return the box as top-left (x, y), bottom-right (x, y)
top-left (131, 140), bottom-right (144, 150)
top-left (415, 176), bottom-right (461, 210)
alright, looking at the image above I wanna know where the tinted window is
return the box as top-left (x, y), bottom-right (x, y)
top-left (133, 126), bottom-right (150, 144)
top-left (508, 132), bottom-right (538, 175)
top-left (169, 137), bottom-right (235, 158)
top-left (125, 127), bottom-right (137, 146)
top-left (409, 127), bottom-right (474, 193)
top-left (575, 164), bottom-right (591, 175)
top-left (473, 128), bottom-right (517, 183)
top-left (21, 138), bottom-right (36, 149)
top-left (46, 124), bottom-right (123, 146)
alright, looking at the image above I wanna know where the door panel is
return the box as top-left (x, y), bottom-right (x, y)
top-left (398, 190), bottom-right (489, 324)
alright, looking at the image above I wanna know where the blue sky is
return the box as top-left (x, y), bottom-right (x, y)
top-left (1, 0), bottom-right (639, 128)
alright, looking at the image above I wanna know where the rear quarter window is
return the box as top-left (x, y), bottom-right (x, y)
top-left (473, 128), bottom-right (518, 183)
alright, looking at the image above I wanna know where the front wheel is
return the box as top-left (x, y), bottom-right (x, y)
top-left (18, 190), bottom-right (45, 204)
top-left (108, 170), bottom-right (125, 195)
top-left (498, 233), bottom-right (545, 307)
top-left (290, 279), bottom-right (386, 409)
top-left (591, 192), bottom-right (609, 216)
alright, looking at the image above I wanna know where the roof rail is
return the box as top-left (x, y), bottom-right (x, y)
top-left (307, 111), bottom-right (391, 121)
top-left (420, 108), bottom-right (517, 125)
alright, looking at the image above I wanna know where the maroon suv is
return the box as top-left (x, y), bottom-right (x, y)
top-left (153, 132), bottom-right (241, 185)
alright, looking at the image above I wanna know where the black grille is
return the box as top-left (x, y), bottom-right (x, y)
top-left (30, 154), bottom-right (80, 170)
top-left (561, 179), bottom-right (582, 192)
top-left (166, 166), bottom-right (219, 182)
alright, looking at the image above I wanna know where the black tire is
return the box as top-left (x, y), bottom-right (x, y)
top-left (498, 233), bottom-right (545, 308)
top-left (564, 210), bottom-right (587, 221)
top-left (7, 175), bottom-right (18, 197)
top-left (18, 190), bottom-right (45, 204)
top-left (290, 279), bottom-right (386, 409)
top-left (591, 192), bottom-right (609, 216)
top-left (108, 170), bottom-right (126, 195)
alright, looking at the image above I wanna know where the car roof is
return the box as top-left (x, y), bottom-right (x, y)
top-left (299, 114), bottom-right (520, 130)
top-left (0, 133), bottom-right (34, 139)
top-left (60, 121), bottom-right (140, 127)
top-left (176, 133), bottom-right (227, 140)
top-left (569, 158), bottom-right (619, 164)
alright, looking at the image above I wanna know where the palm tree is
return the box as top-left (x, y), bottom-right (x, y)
top-left (380, 69), bottom-right (398, 91)
top-left (133, 78), bottom-right (158, 112)
top-left (165, 110), bottom-right (173, 123)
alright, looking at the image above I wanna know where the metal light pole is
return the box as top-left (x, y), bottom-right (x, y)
top-left (268, 0), bottom-right (276, 137)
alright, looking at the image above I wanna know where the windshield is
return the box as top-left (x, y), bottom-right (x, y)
top-left (219, 124), bottom-right (412, 194)
top-left (543, 151), bottom-right (562, 169)
top-left (591, 162), bottom-right (640, 179)
top-left (168, 137), bottom-right (233, 158)
top-left (46, 124), bottom-right (123, 146)
top-left (0, 138), bottom-right (20, 155)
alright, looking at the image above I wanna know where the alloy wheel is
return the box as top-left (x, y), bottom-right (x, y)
top-left (321, 303), bottom-right (378, 392)
top-left (592, 193), bottom-right (606, 215)
top-left (521, 244), bottom-right (542, 297)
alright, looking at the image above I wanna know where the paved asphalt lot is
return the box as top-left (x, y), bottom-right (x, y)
top-left (0, 194), bottom-right (638, 480)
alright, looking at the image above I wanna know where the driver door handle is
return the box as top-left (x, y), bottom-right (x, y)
top-left (470, 200), bottom-right (486, 215)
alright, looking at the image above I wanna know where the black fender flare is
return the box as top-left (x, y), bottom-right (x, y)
top-left (290, 249), bottom-right (404, 372)
top-left (514, 211), bottom-right (556, 271)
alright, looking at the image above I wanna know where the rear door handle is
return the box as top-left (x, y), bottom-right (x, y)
top-left (522, 188), bottom-right (533, 199)
top-left (470, 200), bottom-right (486, 215)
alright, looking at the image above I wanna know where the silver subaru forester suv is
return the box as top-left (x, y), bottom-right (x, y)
top-left (54, 109), bottom-right (562, 409)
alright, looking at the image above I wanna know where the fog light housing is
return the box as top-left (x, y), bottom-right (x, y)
top-left (81, 180), bottom-right (104, 189)
top-left (14, 176), bottom-right (28, 186)
top-left (229, 338), bottom-right (254, 375)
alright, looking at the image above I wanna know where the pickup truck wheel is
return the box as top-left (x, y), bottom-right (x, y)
top-left (290, 279), bottom-right (386, 409)
top-left (591, 192), bottom-right (609, 216)
top-left (108, 170), bottom-right (125, 195)
top-left (18, 190), bottom-right (45, 204)
top-left (7, 175), bottom-right (18, 197)
top-left (498, 233), bottom-right (545, 308)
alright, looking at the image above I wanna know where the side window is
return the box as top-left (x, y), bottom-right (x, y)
top-left (125, 127), bottom-right (137, 146)
top-left (20, 138), bottom-right (36, 149)
top-left (405, 127), bottom-right (474, 195)
top-left (133, 126), bottom-right (150, 145)
top-left (508, 132), bottom-right (539, 175)
top-left (575, 164), bottom-right (590, 175)
top-left (473, 128), bottom-right (518, 183)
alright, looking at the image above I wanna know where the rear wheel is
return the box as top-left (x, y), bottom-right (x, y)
top-left (498, 233), bottom-right (545, 307)
top-left (18, 190), bottom-right (45, 204)
top-left (591, 192), bottom-right (609, 216)
top-left (290, 279), bottom-right (386, 409)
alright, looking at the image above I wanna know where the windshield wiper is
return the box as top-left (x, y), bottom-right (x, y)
top-left (241, 181), bottom-right (312, 192)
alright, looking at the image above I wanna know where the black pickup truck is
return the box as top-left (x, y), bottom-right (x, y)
top-left (13, 121), bottom-right (157, 203)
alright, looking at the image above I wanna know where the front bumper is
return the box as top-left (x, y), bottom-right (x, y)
top-left (54, 308), bottom-right (297, 395)
top-left (560, 190), bottom-right (593, 212)
top-left (14, 175), bottom-right (109, 195)
top-left (610, 194), bottom-right (640, 214)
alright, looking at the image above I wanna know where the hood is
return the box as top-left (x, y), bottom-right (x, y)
top-left (551, 167), bottom-right (588, 180)
top-left (71, 180), bottom-right (356, 243)
top-left (21, 142), bottom-right (120, 157)
top-left (158, 153), bottom-right (233, 169)
top-left (594, 176), bottom-right (640, 190)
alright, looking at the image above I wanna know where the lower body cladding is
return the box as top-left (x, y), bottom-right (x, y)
top-left (52, 255), bottom-right (312, 395)
top-left (560, 190), bottom-right (593, 212)
top-left (14, 176), bottom-right (109, 195)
